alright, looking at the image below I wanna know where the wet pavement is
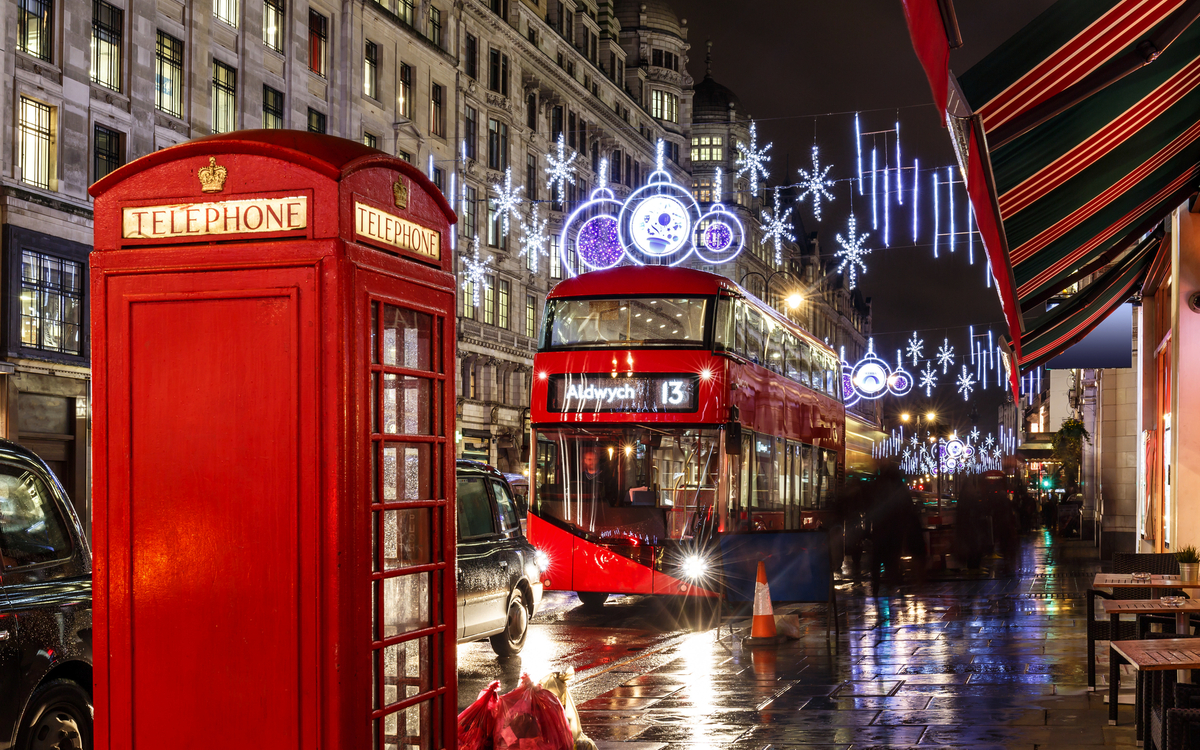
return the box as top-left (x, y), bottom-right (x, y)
top-left (458, 531), bottom-right (1143, 748)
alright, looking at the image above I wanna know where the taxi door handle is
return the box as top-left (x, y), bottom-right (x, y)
top-left (498, 560), bottom-right (508, 568)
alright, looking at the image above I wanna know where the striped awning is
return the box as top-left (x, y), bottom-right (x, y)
top-left (902, 0), bottom-right (1200, 383)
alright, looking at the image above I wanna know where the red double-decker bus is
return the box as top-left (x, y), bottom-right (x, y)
top-left (526, 266), bottom-right (846, 604)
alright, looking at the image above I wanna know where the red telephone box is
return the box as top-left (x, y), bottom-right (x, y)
top-left (89, 131), bottom-right (458, 750)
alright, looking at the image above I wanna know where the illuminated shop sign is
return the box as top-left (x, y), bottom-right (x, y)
top-left (122, 196), bottom-right (308, 239)
top-left (354, 201), bottom-right (441, 260)
top-left (547, 374), bottom-right (699, 413)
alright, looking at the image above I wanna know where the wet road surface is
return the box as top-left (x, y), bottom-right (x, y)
top-left (458, 532), bottom-right (1141, 748)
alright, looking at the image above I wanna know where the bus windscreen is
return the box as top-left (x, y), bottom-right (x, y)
top-left (543, 297), bottom-right (709, 350)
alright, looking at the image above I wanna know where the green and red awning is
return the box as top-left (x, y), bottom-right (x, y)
top-left (902, 0), bottom-right (1200, 382)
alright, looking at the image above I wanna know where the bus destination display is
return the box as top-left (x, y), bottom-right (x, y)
top-left (547, 374), bottom-right (699, 413)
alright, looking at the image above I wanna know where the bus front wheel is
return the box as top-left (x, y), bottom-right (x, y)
top-left (577, 591), bottom-right (608, 609)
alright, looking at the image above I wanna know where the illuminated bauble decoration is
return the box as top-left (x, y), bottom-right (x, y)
top-left (703, 221), bottom-right (733, 252)
top-left (577, 215), bottom-right (622, 269)
top-left (887, 368), bottom-right (913, 397)
top-left (630, 195), bottom-right (690, 255)
top-left (851, 357), bottom-right (890, 399)
top-left (841, 366), bottom-right (861, 408)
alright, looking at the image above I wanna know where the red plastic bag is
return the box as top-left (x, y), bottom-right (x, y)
top-left (493, 674), bottom-right (574, 750)
top-left (458, 680), bottom-right (502, 750)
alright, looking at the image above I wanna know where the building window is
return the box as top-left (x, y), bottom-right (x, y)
top-left (651, 48), bottom-right (678, 71)
top-left (307, 108), bottom-right (326, 133)
top-left (525, 295), bottom-right (537, 338)
top-left (91, 1), bottom-right (123, 92)
top-left (611, 151), bottom-right (621, 183)
top-left (263, 0), bottom-right (284, 52)
top-left (18, 97), bottom-right (53, 190)
top-left (488, 49), bottom-right (509, 96)
top-left (462, 280), bottom-right (475, 319)
top-left (690, 135), bottom-right (724, 162)
top-left (308, 9), bottom-right (327, 76)
top-left (17, 0), bottom-right (53, 62)
top-left (483, 276), bottom-right (496, 325)
top-left (464, 106), bottom-right (478, 161)
top-left (20, 251), bottom-right (83, 356)
top-left (212, 61), bottom-right (237, 134)
top-left (463, 185), bottom-right (478, 238)
top-left (398, 63), bottom-right (412, 118)
top-left (692, 177), bottom-right (714, 204)
top-left (550, 236), bottom-right (561, 279)
top-left (390, 0), bottom-right (414, 25)
top-left (156, 31), bottom-right (184, 118)
top-left (363, 132), bottom-right (377, 149)
top-left (567, 112), bottom-right (575, 148)
top-left (263, 85), bottom-right (284, 129)
top-left (363, 41), bottom-right (378, 99)
top-left (526, 93), bottom-right (537, 131)
top-left (397, 150), bottom-right (411, 163)
top-left (487, 118), bottom-right (508, 171)
top-left (214, 0), bottom-right (238, 26)
top-left (497, 279), bottom-right (509, 329)
top-left (430, 83), bottom-right (445, 136)
top-left (526, 153), bottom-right (537, 202)
top-left (652, 90), bottom-right (678, 123)
top-left (432, 167), bottom-right (444, 193)
top-left (427, 7), bottom-right (442, 47)
top-left (486, 202), bottom-right (501, 248)
top-left (551, 106), bottom-right (563, 140)
top-left (489, 0), bottom-right (508, 16)
top-left (93, 124), bottom-right (123, 181)
top-left (465, 34), bottom-right (478, 80)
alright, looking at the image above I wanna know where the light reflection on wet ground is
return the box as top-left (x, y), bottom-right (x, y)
top-left (459, 533), bottom-right (1138, 748)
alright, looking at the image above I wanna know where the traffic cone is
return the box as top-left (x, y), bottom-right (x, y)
top-left (748, 561), bottom-right (779, 642)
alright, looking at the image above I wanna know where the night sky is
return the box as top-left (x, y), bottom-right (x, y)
top-left (680, 0), bottom-right (1057, 437)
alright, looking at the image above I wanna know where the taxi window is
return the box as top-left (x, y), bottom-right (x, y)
top-left (0, 464), bottom-right (71, 569)
top-left (491, 480), bottom-right (521, 532)
top-left (457, 475), bottom-right (496, 539)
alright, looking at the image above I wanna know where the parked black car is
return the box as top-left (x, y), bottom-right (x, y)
top-left (0, 440), bottom-right (92, 750)
top-left (456, 460), bottom-right (545, 656)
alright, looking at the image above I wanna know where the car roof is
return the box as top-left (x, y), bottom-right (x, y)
top-left (456, 459), bottom-right (506, 480)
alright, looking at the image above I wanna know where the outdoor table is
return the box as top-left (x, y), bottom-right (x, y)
top-left (1110, 638), bottom-right (1200, 745)
top-left (1093, 573), bottom-right (1200, 594)
top-left (1102, 598), bottom-right (1200, 644)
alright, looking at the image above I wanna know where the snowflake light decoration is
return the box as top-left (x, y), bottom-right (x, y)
top-left (544, 132), bottom-right (578, 205)
top-left (518, 204), bottom-right (550, 275)
top-left (490, 166), bottom-right (524, 238)
top-left (461, 235), bottom-right (492, 308)
top-left (969, 427), bottom-right (980, 444)
top-left (735, 120), bottom-right (771, 197)
top-left (956, 365), bottom-right (976, 400)
top-left (906, 332), bottom-right (924, 366)
top-left (919, 361), bottom-right (938, 397)
top-left (834, 213), bottom-right (871, 290)
top-left (984, 434), bottom-right (995, 449)
top-left (796, 144), bottom-right (835, 221)
top-left (937, 338), bottom-right (955, 373)
top-left (760, 188), bottom-right (795, 266)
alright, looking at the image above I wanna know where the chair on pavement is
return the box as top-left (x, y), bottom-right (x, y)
top-left (1088, 552), bottom-right (1182, 689)
top-left (1154, 681), bottom-right (1200, 749)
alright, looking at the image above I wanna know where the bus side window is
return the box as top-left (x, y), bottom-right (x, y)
top-left (714, 295), bottom-right (733, 351)
top-left (766, 323), bottom-right (785, 373)
top-left (810, 347), bottom-right (824, 388)
top-left (785, 335), bottom-right (800, 380)
top-left (745, 308), bottom-right (763, 364)
top-left (733, 299), bottom-right (746, 356)
top-left (800, 444), bottom-right (814, 508)
top-left (827, 356), bottom-right (839, 398)
top-left (797, 342), bottom-right (811, 387)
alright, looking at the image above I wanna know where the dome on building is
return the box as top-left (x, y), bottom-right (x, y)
top-left (613, 0), bottom-right (685, 38)
top-left (693, 74), bottom-right (744, 123)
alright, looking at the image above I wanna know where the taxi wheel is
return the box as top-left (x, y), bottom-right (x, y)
top-left (490, 590), bottom-right (529, 657)
top-left (577, 591), bottom-right (608, 610)
top-left (17, 679), bottom-right (92, 750)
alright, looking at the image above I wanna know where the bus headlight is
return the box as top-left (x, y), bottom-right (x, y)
top-left (534, 549), bottom-right (551, 572)
top-left (681, 554), bottom-right (708, 581)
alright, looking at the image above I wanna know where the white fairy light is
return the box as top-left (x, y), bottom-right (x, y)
top-left (597, 157), bottom-right (608, 190)
top-left (932, 171), bottom-right (939, 258)
top-left (449, 170), bottom-right (457, 250)
top-left (948, 166), bottom-right (956, 254)
top-left (855, 112), bottom-right (863, 195)
top-left (968, 202), bottom-right (975, 265)
top-left (461, 235), bottom-right (493, 308)
top-left (957, 364), bottom-right (976, 400)
top-left (906, 331), bottom-right (924, 366)
top-left (937, 338), bottom-right (955, 373)
top-left (491, 166), bottom-right (524, 238)
top-left (796, 144), bottom-right (835, 221)
top-left (544, 132), bottom-right (578, 205)
top-left (913, 158), bottom-right (919, 243)
top-left (518, 204), bottom-right (550, 275)
top-left (883, 148), bottom-right (890, 247)
top-left (871, 147), bottom-right (878, 230)
top-left (834, 213), bottom-right (872, 290)
top-left (760, 187), bottom-right (795, 266)
top-left (735, 120), bottom-right (772, 197)
top-left (919, 361), bottom-right (938, 398)
top-left (895, 121), bottom-right (903, 206)
top-left (714, 167), bottom-right (724, 202)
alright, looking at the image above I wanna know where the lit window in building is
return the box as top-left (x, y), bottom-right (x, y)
top-left (93, 124), bottom-right (123, 182)
top-left (263, 0), bottom-right (284, 52)
top-left (263, 85), bottom-right (284, 129)
top-left (497, 280), bottom-right (509, 329)
top-left (690, 136), bottom-right (724, 162)
top-left (214, 0), bottom-right (239, 26)
top-left (18, 97), bottom-right (53, 190)
top-left (18, 0), bottom-right (53, 62)
top-left (487, 118), bottom-right (508, 171)
top-left (693, 178), bottom-right (714, 204)
top-left (525, 295), bottom-right (537, 338)
top-left (398, 63), bottom-right (412, 118)
top-left (156, 31), bottom-right (184, 117)
top-left (91, 0), bottom-right (123, 91)
top-left (21, 251), bottom-right (83, 355)
top-left (550, 236), bottom-right (562, 279)
top-left (428, 7), bottom-right (442, 47)
top-left (483, 276), bottom-right (496, 325)
top-left (212, 61), bottom-right (237, 134)
top-left (462, 280), bottom-right (475, 319)
top-left (363, 132), bottom-right (377, 149)
top-left (308, 9), bottom-right (327, 76)
top-left (463, 185), bottom-right (478, 238)
top-left (364, 41), bottom-right (379, 99)
top-left (652, 90), bottom-right (678, 123)
top-left (307, 108), bottom-right (326, 134)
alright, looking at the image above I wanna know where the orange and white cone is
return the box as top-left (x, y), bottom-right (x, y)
top-left (749, 560), bottom-right (778, 640)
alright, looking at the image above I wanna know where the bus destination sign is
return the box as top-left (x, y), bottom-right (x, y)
top-left (547, 374), bottom-right (699, 413)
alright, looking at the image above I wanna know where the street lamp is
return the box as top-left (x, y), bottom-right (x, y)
top-left (739, 269), bottom-right (806, 313)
